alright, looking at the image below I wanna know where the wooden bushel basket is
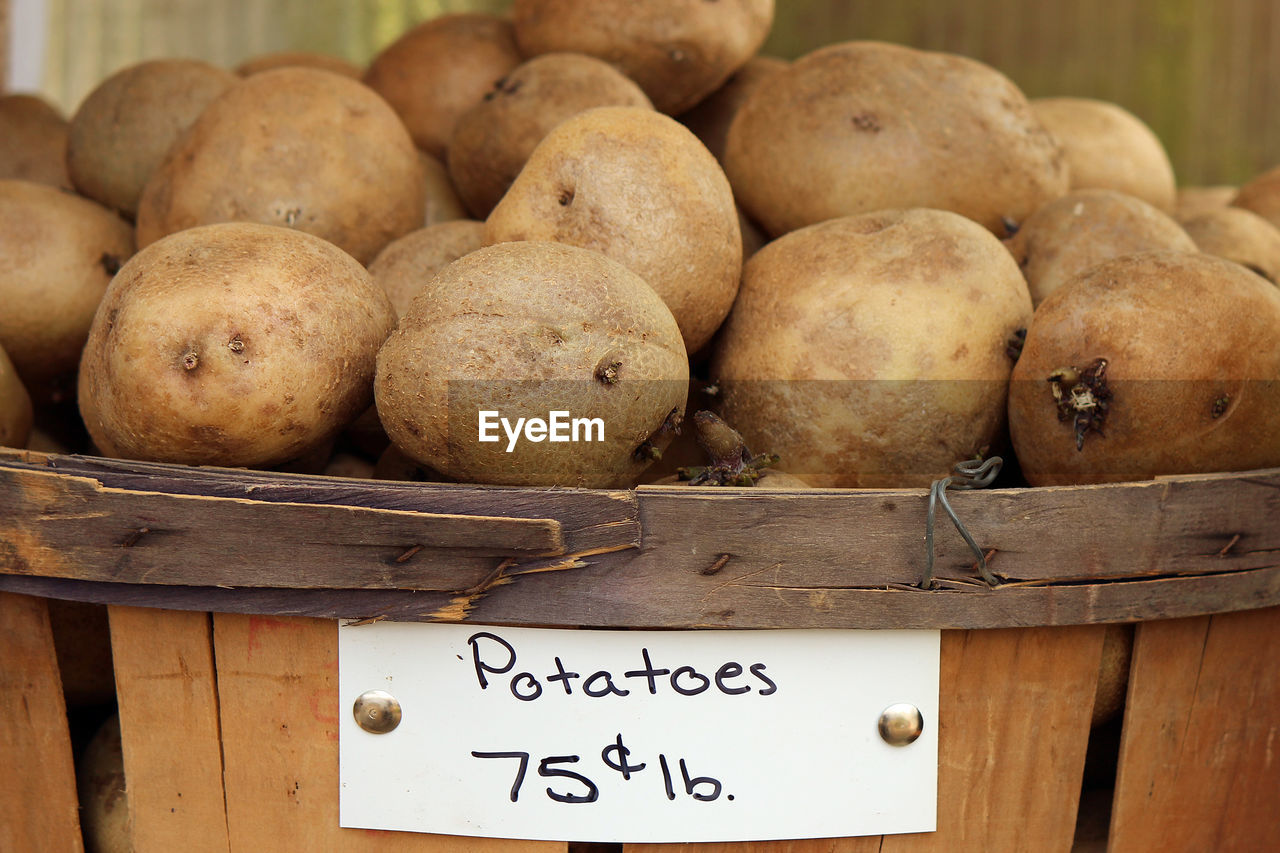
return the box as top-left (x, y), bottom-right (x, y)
top-left (1, 448), bottom-right (1278, 852)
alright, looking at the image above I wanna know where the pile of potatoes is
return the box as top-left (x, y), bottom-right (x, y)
top-left (3, 0), bottom-right (1280, 491)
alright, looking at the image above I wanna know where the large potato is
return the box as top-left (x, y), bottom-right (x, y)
top-left (712, 209), bottom-right (1033, 488)
top-left (1005, 189), bottom-right (1196, 305)
top-left (0, 180), bottom-right (135, 403)
top-left (375, 241), bottom-right (689, 488)
top-left (136, 68), bottom-right (424, 265)
top-left (486, 106), bottom-right (741, 354)
top-left (0, 94), bottom-right (72, 189)
top-left (512, 0), bottom-right (775, 115)
top-left (364, 13), bottom-right (522, 160)
top-left (1031, 97), bottom-right (1176, 212)
top-left (68, 59), bottom-right (237, 217)
top-left (725, 42), bottom-right (1068, 238)
top-left (79, 223), bottom-right (396, 467)
top-left (447, 52), bottom-right (653, 218)
top-left (1009, 252), bottom-right (1280, 485)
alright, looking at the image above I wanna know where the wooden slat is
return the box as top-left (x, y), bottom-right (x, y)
top-left (211, 613), bottom-right (565, 852)
top-left (0, 592), bottom-right (84, 853)
top-left (108, 606), bottom-right (230, 852)
top-left (1108, 606), bottom-right (1280, 851)
top-left (628, 626), bottom-right (1104, 852)
top-left (0, 464), bottom-right (570, 588)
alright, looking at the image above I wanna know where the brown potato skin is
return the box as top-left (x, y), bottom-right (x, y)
top-left (68, 59), bottom-right (238, 217)
top-left (447, 52), bottom-right (653, 218)
top-left (725, 42), bottom-right (1068, 238)
top-left (1231, 165), bottom-right (1280, 232)
top-left (420, 150), bottom-right (468, 226)
top-left (1005, 189), bottom-right (1196, 306)
top-left (0, 344), bottom-right (33, 449)
top-left (78, 223), bottom-right (396, 468)
top-left (677, 55), bottom-right (788, 163)
top-left (135, 68), bottom-right (424, 266)
top-left (486, 106), bottom-right (741, 354)
top-left (375, 241), bottom-right (689, 488)
top-left (1179, 206), bottom-right (1280, 285)
top-left (1009, 252), bottom-right (1280, 485)
top-left (0, 180), bottom-right (135, 403)
top-left (712, 209), bottom-right (1033, 488)
top-left (512, 0), bottom-right (774, 115)
top-left (0, 94), bottom-right (72, 189)
top-left (1176, 185), bottom-right (1236, 219)
top-left (235, 51), bottom-right (362, 78)
top-left (367, 220), bottom-right (486, 320)
top-left (363, 13), bottom-right (522, 160)
top-left (1031, 97), bottom-right (1176, 212)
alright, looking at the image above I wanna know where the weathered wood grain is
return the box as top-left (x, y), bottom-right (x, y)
top-left (0, 592), bottom-right (84, 853)
top-left (1109, 606), bottom-right (1280, 851)
top-left (109, 606), bottom-right (230, 852)
top-left (212, 613), bottom-right (566, 852)
top-left (1, 453), bottom-right (1277, 628)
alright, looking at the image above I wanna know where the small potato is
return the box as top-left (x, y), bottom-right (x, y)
top-left (420, 150), bottom-right (469, 226)
top-left (1231, 165), bottom-right (1280, 232)
top-left (0, 180), bottom-right (135, 403)
top-left (136, 68), bottom-right (424, 265)
top-left (364, 13), bottom-right (522, 160)
top-left (512, 0), bottom-right (775, 115)
top-left (677, 55), bottom-right (788, 163)
top-left (486, 106), bottom-right (741, 354)
top-left (68, 59), bottom-right (238, 217)
top-left (1009, 252), bottom-right (1280, 485)
top-left (375, 241), bottom-right (689, 488)
top-left (726, 42), bottom-right (1068, 238)
top-left (78, 715), bottom-right (129, 853)
top-left (78, 222), bottom-right (396, 468)
top-left (0, 343), bottom-right (33, 449)
top-left (1179, 206), bottom-right (1280, 285)
top-left (1031, 97), bottom-right (1176, 212)
top-left (0, 94), bottom-right (72, 189)
top-left (712, 209), bottom-right (1033, 488)
top-left (448, 52), bottom-right (652, 218)
top-left (1005, 189), bottom-right (1195, 305)
top-left (368, 220), bottom-right (487, 319)
top-left (235, 51), bottom-right (362, 78)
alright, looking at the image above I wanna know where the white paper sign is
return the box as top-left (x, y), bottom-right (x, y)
top-left (339, 623), bottom-right (938, 843)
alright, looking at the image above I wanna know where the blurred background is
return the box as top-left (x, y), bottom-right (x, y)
top-left (2, 0), bottom-right (1277, 185)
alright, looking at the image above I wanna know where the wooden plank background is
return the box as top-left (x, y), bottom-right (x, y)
top-left (4, 0), bottom-right (1276, 185)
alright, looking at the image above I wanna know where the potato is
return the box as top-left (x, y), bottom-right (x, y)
top-left (1179, 206), bottom-right (1280, 285)
top-left (725, 42), bottom-right (1067, 238)
top-left (1031, 97), bottom-right (1176, 212)
top-left (364, 13), bottom-right (522, 160)
top-left (0, 343), bottom-right (33, 449)
top-left (68, 59), bottom-right (237, 217)
top-left (486, 106), bottom-right (741, 354)
top-left (78, 222), bottom-right (396, 467)
top-left (1004, 189), bottom-right (1196, 306)
top-left (420, 150), bottom-right (468, 226)
top-left (367, 220), bottom-right (486, 319)
top-left (512, 0), bottom-right (775, 115)
top-left (1176, 185), bottom-right (1236, 219)
top-left (0, 94), bottom-right (71, 189)
top-left (712, 209), bottom-right (1033, 488)
top-left (235, 50), bottom-right (362, 78)
top-left (0, 180), bottom-right (135, 404)
top-left (1009, 252), bottom-right (1280, 485)
top-left (136, 68), bottom-right (424, 265)
top-left (677, 55), bottom-right (788, 163)
top-left (1231, 165), bottom-right (1280, 232)
top-left (375, 241), bottom-right (689, 488)
top-left (77, 714), bottom-right (130, 853)
top-left (447, 52), bottom-right (653, 218)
